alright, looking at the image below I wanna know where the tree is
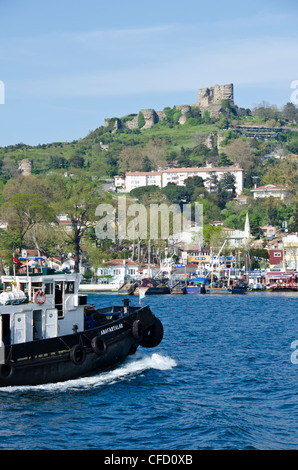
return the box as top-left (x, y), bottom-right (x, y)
top-left (69, 153), bottom-right (85, 168)
top-left (282, 102), bottom-right (298, 122)
top-left (218, 172), bottom-right (236, 195)
top-left (217, 153), bottom-right (234, 167)
top-left (205, 173), bottom-right (218, 192)
top-left (138, 112), bottom-right (146, 129)
top-left (142, 156), bottom-right (152, 172)
top-left (2, 193), bottom-right (56, 251)
top-left (184, 176), bottom-right (205, 201)
top-left (161, 183), bottom-right (190, 204)
top-left (50, 175), bottom-right (103, 272)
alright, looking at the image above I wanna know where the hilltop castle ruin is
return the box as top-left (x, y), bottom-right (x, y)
top-left (104, 83), bottom-right (234, 132)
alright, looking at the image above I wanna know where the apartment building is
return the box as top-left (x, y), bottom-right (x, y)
top-left (115, 166), bottom-right (244, 195)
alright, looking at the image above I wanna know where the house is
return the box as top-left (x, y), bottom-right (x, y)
top-left (114, 175), bottom-right (126, 188)
top-left (261, 225), bottom-right (277, 238)
top-left (210, 221), bottom-right (224, 226)
top-left (57, 214), bottom-right (73, 232)
top-left (234, 194), bottom-right (250, 205)
top-left (251, 184), bottom-right (292, 202)
top-left (0, 219), bottom-right (8, 230)
top-left (269, 249), bottom-right (284, 271)
top-left (97, 259), bottom-right (144, 281)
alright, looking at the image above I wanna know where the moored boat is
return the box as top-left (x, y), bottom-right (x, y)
top-left (185, 277), bottom-right (208, 294)
top-left (171, 282), bottom-right (186, 294)
top-left (134, 278), bottom-right (171, 296)
top-left (0, 263), bottom-right (163, 387)
top-left (118, 281), bottom-right (138, 295)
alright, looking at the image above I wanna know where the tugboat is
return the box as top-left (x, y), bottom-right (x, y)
top-left (0, 262), bottom-right (163, 387)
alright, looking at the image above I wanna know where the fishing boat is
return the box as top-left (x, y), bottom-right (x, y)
top-left (185, 278), bottom-right (208, 294)
top-left (266, 273), bottom-right (298, 291)
top-left (134, 278), bottom-right (171, 296)
top-left (171, 281), bottom-right (186, 294)
top-left (0, 261), bottom-right (163, 387)
top-left (118, 281), bottom-right (138, 295)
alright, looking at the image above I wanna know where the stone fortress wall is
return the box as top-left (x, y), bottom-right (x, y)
top-left (104, 84), bottom-right (234, 132)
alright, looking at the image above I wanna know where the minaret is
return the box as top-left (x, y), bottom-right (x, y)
top-left (244, 212), bottom-right (251, 240)
top-left (244, 212), bottom-right (251, 272)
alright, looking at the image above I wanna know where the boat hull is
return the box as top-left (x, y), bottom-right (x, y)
top-left (185, 285), bottom-right (207, 294)
top-left (145, 287), bottom-right (171, 295)
top-left (0, 305), bottom-right (163, 387)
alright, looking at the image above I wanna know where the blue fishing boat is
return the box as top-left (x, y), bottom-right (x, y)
top-left (185, 277), bottom-right (209, 294)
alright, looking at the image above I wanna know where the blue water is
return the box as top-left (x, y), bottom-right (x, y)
top-left (0, 291), bottom-right (297, 450)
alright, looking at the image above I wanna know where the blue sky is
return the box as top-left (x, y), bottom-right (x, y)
top-left (0, 0), bottom-right (298, 146)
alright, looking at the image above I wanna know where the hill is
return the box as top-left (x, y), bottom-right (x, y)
top-left (0, 84), bottom-right (297, 272)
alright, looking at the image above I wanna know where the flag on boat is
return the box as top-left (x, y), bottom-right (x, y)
top-left (13, 257), bottom-right (22, 265)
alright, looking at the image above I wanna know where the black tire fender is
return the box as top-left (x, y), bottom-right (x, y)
top-left (139, 317), bottom-right (163, 348)
top-left (91, 335), bottom-right (107, 356)
top-left (132, 320), bottom-right (143, 341)
top-left (0, 362), bottom-right (14, 378)
top-left (70, 344), bottom-right (86, 364)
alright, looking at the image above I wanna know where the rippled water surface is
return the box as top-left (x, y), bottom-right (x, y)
top-left (0, 291), bottom-right (297, 450)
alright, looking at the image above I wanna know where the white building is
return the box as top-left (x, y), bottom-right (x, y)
top-left (97, 259), bottom-right (144, 281)
top-left (114, 175), bottom-right (126, 188)
top-left (124, 172), bottom-right (162, 192)
top-left (116, 166), bottom-right (244, 195)
top-left (251, 184), bottom-right (292, 202)
top-left (282, 234), bottom-right (298, 271)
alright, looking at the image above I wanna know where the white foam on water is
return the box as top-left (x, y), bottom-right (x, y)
top-left (0, 353), bottom-right (177, 393)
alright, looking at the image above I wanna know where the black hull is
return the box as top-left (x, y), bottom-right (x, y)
top-left (0, 305), bottom-right (163, 387)
top-left (145, 287), bottom-right (171, 295)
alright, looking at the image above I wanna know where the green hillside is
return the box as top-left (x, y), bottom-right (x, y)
top-left (0, 99), bottom-right (297, 272)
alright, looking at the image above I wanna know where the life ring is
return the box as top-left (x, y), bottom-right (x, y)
top-left (91, 335), bottom-right (107, 356)
top-left (139, 317), bottom-right (163, 348)
top-left (34, 290), bottom-right (46, 305)
top-left (70, 344), bottom-right (86, 364)
top-left (132, 319), bottom-right (144, 341)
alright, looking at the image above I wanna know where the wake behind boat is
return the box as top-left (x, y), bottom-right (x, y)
top-left (0, 261), bottom-right (163, 387)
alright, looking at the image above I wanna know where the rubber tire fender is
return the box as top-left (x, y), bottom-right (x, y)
top-left (70, 344), bottom-right (86, 364)
top-left (91, 335), bottom-right (107, 356)
top-left (139, 317), bottom-right (163, 348)
top-left (0, 362), bottom-right (14, 378)
top-left (132, 320), bottom-right (144, 341)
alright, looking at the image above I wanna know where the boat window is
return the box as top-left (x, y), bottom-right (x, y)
top-left (45, 283), bottom-right (53, 295)
top-left (33, 310), bottom-right (43, 340)
top-left (1, 314), bottom-right (11, 345)
top-left (54, 282), bottom-right (63, 318)
top-left (65, 281), bottom-right (74, 294)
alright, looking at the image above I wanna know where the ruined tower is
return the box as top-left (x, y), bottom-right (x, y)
top-left (197, 83), bottom-right (234, 117)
